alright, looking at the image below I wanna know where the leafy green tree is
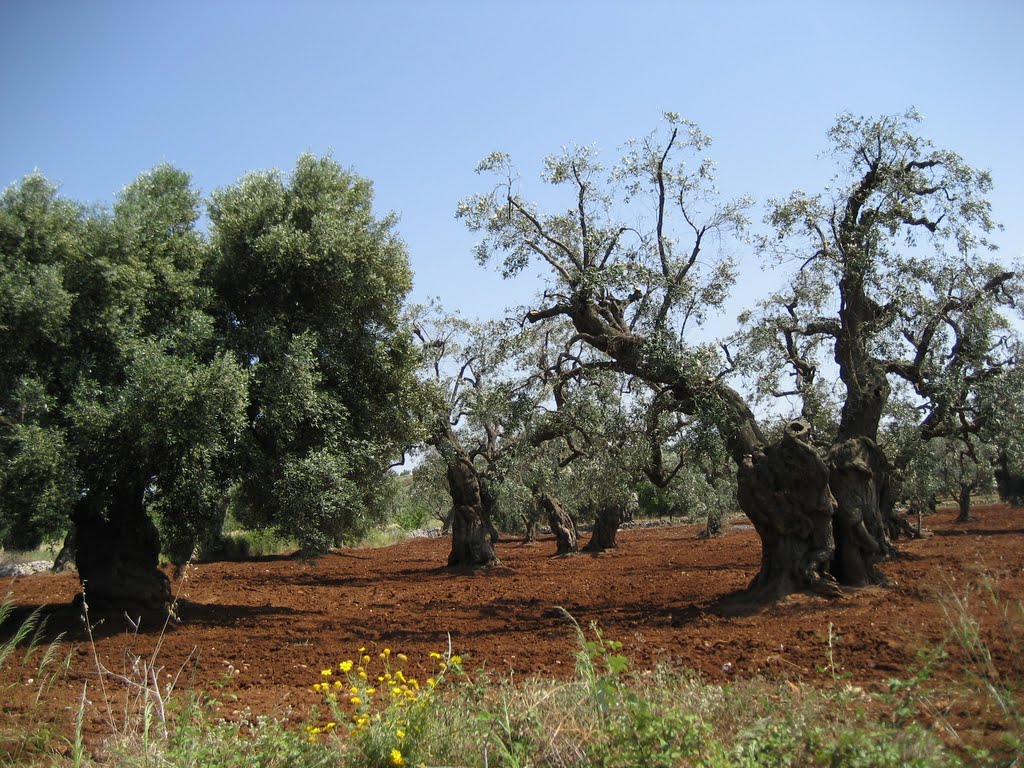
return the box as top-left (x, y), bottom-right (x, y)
top-left (1, 167), bottom-right (249, 610)
top-left (207, 154), bottom-right (423, 552)
top-left (460, 114), bottom-right (840, 601)
top-left (1, 155), bottom-right (422, 611)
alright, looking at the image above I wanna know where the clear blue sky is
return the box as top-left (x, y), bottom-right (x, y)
top-left (2, 1), bottom-right (1021, 329)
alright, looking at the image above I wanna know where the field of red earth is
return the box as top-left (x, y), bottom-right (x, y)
top-left (3, 503), bottom-right (1023, 756)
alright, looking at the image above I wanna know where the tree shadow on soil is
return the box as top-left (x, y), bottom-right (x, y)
top-left (0, 599), bottom-right (309, 644)
top-left (932, 527), bottom-right (1024, 537)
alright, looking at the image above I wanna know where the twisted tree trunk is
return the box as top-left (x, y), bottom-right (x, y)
top-left (444, 449), bottom-right (500, 568)
top-left (955, 483), bottom-right (975, 523)
top-left (583, 504), bottom-right (623, 552)
top-left (432, 427), bottom-right (500, 568)
top-left (529, 295), bottom-right (851, 601)
top-left (736, 420), bottom-right (840, 601)
top-left (536, 492), bottom-right (577, 556)
top-left (827, 437), bottom-right (892, 586)
top-left (478, 476), bottom-right (502, 545)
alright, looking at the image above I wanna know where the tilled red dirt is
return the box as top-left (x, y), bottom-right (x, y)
top-left (3, 504), bottom-right (1023, 749)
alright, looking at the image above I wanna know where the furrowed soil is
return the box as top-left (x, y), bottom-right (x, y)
top-left (3, 503), bottom-right (1023, 755)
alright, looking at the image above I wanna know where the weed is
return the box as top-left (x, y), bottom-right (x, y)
top-left (939, 573), bottom-right (1024, 765)
top-left (0, 592), bottom-right (71, 765)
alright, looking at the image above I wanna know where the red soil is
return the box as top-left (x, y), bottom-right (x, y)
top-left (3, 503), bottom-right (1023, 752)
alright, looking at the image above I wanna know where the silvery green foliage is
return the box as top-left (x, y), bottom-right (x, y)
top-left (1, 155), bottom-right (423, 561)
top-left (737, 110), bottom-right (1015, 436)
top-left (458, 113), bottom-right (749, 345)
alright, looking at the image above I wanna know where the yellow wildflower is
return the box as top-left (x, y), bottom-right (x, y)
top-left (362, 655), bottom-right (371, 665)
top-left (358, 669), bottom-right (368, 679)
top-left (389, 748), bottom-right (406, 766)
top-left (427, 677), bottom-right (437, 688)
top-left (397, 653), bottom-right (408, 662)
top-left (321, 669), bottom-right (332, 677)
top-left (429, 651), bottom-right (442, 660)
top-left (396, 728), bottom-right (406, 739)
top-left (333, 680), bottom-right (343, 690)
top-left (450, 655), bottom-right (463, 665)
top-left (339, 660), bottom-right (354, 672)
top-left (350, 696), bottom-right (362, 705)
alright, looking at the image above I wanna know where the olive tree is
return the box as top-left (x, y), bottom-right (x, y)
top-left (0, 155), bottom-right (422, 611)
top-left (207, 154), bottom-right (423, 553)
top-left (0, 168), bottom-right (249, 610)
top-left (460, 114), bottom-right (840, 601)
top-left (747, 110), bottom-right (1015, 584)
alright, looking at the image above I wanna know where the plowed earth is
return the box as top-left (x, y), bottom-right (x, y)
top-left (3, 504), bottom-right (1023, 753)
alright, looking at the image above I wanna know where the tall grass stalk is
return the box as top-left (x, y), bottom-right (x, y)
top-left (0, 592), bottom-right (71, 765)
top-left (78, 555), bottom-right (198, 754)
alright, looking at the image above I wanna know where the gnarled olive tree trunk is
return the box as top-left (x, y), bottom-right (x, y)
top-left (582, 504), bottom-right (623, 552)
top-left (530, 297), bottom-right (849, 601)
top-left (736, 420), bottom-right (840, 601)
top-left (535, 492), bottom-right (577, 556)
top-left (73, 482), bottom-right (171, 613)
top-left (443, 448), bottom-right (500, 568)
top-left (955, 483), bottom-right (975, 523)
top-left (827, 437), bottom-right (893, 586)
top-left (478, 476), bottom-right (502, 545)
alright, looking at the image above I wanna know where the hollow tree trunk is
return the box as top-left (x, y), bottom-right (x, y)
top-left (583, 504), bottom-right (623, 552)
top-left (827, 437), bottom-right (893, 586)
top-left (445, 454), bottom-right (500, 568)
top-left (736, 420), bottom-right (840, 601)
top-left (74, 482), bottom-right (171, 614)
top-left (536, 492), bottom-right (577, 556)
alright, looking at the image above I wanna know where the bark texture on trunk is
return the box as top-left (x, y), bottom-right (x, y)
top-left (827, 437), bottom-right (892, 586)
top-left (736, 420), bottom-right (839, 601)
top-left (583, 504), bottom-right (623, 552)
top-left (536, 493), bottom-right (577, 556)
top-left (444, 452), bottom-right (500, 568)
top-left (52, 525), bottom-right (76, 573)
top-left (74, 484), bottom-right (171, 614)
top-left (478, 477), bottom-right (501, 545)
top-left (995, 451), bottom-right (1024, 507)
top-left (529, 293), bottom-right (846, 602)
top-left (955, 484), bottom-right (974, 523)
